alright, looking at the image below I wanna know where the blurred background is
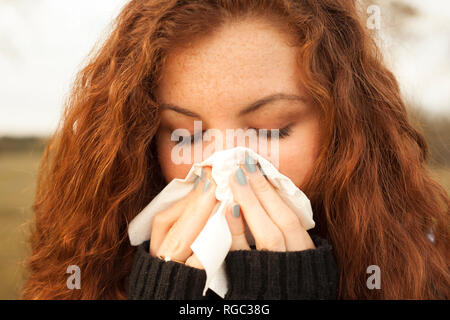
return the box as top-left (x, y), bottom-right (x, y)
top-left (0, 0), bottom-right (449, 299)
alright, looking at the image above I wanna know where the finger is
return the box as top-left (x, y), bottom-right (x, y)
top-left (225, 202), bottom-right (251, 251)
top-left (242, 153), bottom-right (315, 251)
top-left (185, 253), bottom-right (204, 270)
top-left (229, 165), bottom-right (285, 251)
top-left (150, 193), bottom-right (194, 255)
top-left (149, 171), bottom-right (207, 256)
top-left (158, 166), bottom-right (218, 261)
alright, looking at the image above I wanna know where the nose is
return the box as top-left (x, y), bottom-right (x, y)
top-left (199, 127), bottom-right (263, 161)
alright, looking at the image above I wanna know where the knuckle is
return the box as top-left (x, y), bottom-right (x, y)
top-left (262, 232), bottom-right (285, 251)
top-left (231, 230), bottom-right (247, 241)
top-left (251, 175), bottom-right (271, 193)
top-left (159, 236), bottom-right (189, 257)
top-left (174, 238), bottom-right (186, 252)
top-left (153, 211), bottom-right (169, 227)
top-left (279, 215), bottom-right (302, 233)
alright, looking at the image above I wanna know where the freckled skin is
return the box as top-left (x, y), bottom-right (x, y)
top-left (155, 18), bottom-right (322, 190)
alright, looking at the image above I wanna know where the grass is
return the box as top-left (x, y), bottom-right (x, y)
top-left (0, 150), bottom-right (449, 299)
top-left (429, 166), bottom-right (450, 192)
top-left (0, 151), bottom-right (42, 299)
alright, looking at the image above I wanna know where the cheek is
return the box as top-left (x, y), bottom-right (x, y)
top-left (277, 122), bottom-right (321, 189)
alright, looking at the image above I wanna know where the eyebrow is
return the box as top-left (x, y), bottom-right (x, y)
top-left (159, 93), bottom-right (307, 118)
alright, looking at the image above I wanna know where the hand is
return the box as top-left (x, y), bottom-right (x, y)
top-left (149, 166), bottom-right (217, 269)
top-left (225, 153), bottom-right (316, 252)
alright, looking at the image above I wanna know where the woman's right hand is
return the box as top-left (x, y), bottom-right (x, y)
top-left (149, 166), bottom-right (217, 270)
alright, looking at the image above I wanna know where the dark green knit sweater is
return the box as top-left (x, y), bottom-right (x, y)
top-left (127, 233), bottom-right (339, 300)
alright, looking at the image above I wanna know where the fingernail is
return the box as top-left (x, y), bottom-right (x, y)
top-left (202, 178), bottom-right (211, 192)
top-left (192, 176), bottom-right (200, 190)
top-left (244, 154), bottom-right (257, 173)
top-left (235, 167), bottom-right (247, 186)
top-left (200, 168), bottom-right (205, 181)
top-left (232, 204), bottom-right (240, 218)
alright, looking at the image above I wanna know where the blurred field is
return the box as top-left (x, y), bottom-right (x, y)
top-left (0, 133), bottom-right (448, 299)
top-left (0, 146), bottom-right (43, 299)
top-left (429, 167), bottom-right (450, 193)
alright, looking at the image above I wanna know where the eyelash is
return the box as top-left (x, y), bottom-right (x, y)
top-left (174, 124), bottom-right (293, 146)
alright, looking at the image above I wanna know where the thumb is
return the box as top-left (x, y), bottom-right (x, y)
top-left (226, 202), bottom-right (251, 251)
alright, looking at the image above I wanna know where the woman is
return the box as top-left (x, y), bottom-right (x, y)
top-left (22, 0), bottom-right (449, 299)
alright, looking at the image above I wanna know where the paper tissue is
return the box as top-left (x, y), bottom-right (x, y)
top-left (128, 146), bottom-right (315, 298)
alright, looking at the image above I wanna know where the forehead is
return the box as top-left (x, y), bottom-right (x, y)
top-left (155, 19), bottom-right (303, 114)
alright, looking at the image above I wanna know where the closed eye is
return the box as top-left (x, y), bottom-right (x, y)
top-left (173, 124), bottom-right (293, 146)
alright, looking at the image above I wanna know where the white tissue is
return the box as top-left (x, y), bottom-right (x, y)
top-left (128, 146), bottom-right (315, 298)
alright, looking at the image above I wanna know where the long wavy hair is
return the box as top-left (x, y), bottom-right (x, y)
top-left (22, 0), bottom-right (449, 299)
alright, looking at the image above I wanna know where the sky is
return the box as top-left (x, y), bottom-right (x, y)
top-left (380, 0), bottom-right (450, 115)
top-left (0, 0), bottom-right (449, 136)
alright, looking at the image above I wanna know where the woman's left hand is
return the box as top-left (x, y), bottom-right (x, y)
top-left (225, 154), bottom-right (316, 252)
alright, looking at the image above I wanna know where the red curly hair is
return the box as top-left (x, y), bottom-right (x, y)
top-left (22, 0), bottom-right (449, 299)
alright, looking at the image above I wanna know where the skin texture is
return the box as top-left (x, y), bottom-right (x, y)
top-left (155, 18), bottom-right (322, 188)
top-left (152, 18), bottom-right (320, 268)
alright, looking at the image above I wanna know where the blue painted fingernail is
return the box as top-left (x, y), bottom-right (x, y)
top-left (192, 176), bottom-right (200, 190)
top-left (203, 178), bottom-right (211, 192)
top-left (200, 168), bottom-right (205, 181)
top-left (235, 167), bottom-right (247, 186)
top-left (232, 204), bottom-right (240, 218)
top-left (244, 154), bottom-right (257, 173)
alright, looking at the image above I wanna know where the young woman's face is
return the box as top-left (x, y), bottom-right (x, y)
top-left (155, 18), bottom-right (322, 189)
